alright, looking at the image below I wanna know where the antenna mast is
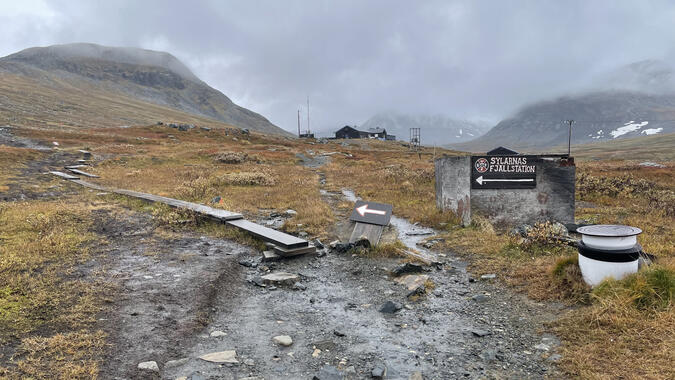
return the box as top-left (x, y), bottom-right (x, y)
top-left (564, 120), bottom-right (575, 156)
top-left (297, 109), bottom-right (301, 137)
top-left (306, 96), bottom-right (310, 134)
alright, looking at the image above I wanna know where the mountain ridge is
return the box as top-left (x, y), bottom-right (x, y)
top-left (0, 43), bottom-right (288, 135)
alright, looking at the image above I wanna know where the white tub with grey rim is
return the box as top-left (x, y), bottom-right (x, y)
top-left (576, 225), bottom-right (642, 286)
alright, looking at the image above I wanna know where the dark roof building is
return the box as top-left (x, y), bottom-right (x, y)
top-left (486, 146), bottom-right (519, 155)
top-left (334, 126), bottom-right (393, 140)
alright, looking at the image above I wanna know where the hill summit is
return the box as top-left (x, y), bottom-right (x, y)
top-left (0, 43), bottom-right (286, 135)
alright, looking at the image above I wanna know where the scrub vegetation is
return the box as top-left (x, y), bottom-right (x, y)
top-left (0, 125), bottom-right (673, 379)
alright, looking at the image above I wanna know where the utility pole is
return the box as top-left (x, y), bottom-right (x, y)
top-left (306, 96), bottom-right (310, 134)
top-left (564, 120), bottom-right (575, 156)
top-left (297, 109), bottom-right (301, 137)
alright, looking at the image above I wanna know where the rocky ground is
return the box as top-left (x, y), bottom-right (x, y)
top-left (1, 130), bottom-right (567, 379)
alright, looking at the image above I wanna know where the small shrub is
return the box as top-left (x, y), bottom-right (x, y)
top-left (216, 171), bottom-right (277, 186)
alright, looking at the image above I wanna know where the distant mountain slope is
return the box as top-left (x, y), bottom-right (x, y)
top-left (571, 132), bottom-right (675, 162)
top-left (361, 113), bottom-right (490, 144)
top-left (453, 59), bottom-right (675, 152)
top-left (452, 91), bottom-right (675, 152)
top-left (0, 43), bottom-right (287, 135)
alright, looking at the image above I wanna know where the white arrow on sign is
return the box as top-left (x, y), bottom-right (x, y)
top-left (475, 175), bottom-right (534, 185)
top-left (356, 204), bottom-right (386, 217)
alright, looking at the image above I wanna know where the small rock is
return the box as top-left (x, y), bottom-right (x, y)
top-left (285, 209), bottom-right (298, 216)
top-left (313, 365), bottom-right (344, 380)
top-left (480, 273), bottom-right (496, 280)
top-left (472, 329), bottom-right (490, 337)
top-left (547, 353), bottom-right (562, 362)
top-left (312, 348), bottom-right (321, 357)
top-left (313, 239), bottom-right (325, 249)
top-left (247, 276), bottom-right (266, 287)
top-left (333, 329), bottom-right (346, 337)
top-left (292, 282), bottom-right (307, 291)
top-left (238, 258), bottom-right (259, 268)
top-left (371, 363), bottom-right (387, 378)
top-left (164, 357), bottom-right (189, 368)
top-left (244, 358), bottom-right (255, 366)
top-left (137, 361), bottom-right (159, 372)
top-left (472, 294), bottom-right (489, 303)
top-left (299, 231), bottom-right (308, 238)
top-left (210, 330), bottom-right (227, 337)
top-left (379, 301), bottom-right (402, 314)
top-left (534, 343), bottom-right (550, 351)
top-left (261, 272), bottom-right (300, 286)
top-left (391, 262), bottom-right (424, 276)
top-left (329, 240), bottom-right (341, 249)
top-left (354, 236), bottom-right (370, 248)
top-left (273, 335), bottom-right (293, 346)
top-left (198, 350), bottom-right (238, 363)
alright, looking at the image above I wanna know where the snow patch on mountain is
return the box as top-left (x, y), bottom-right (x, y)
top-left (610, 121), bottom-right (648, 138)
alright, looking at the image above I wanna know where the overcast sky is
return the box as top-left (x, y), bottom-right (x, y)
top-left (2, 0), bottom-right (675, 133)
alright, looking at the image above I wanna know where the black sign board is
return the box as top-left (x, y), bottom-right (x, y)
top-left (471, 155), bottom-right (537, 189)
top-left (349, 200), bottom-right (393, 226)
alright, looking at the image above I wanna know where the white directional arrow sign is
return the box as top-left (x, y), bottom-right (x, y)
top-left (475, 175), bottom-right (535, 185)
top-left (356, 204), bottom-right (386, 217)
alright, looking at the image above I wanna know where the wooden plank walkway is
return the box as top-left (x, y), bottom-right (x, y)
top-left (227, 219), bottom-right (309, 249)
top-left (62, 176), bottom-right (311, 252)
top-left (49, 171), bottom-right (79, 180)
top-left (67, 168), bottom-right (99, 178)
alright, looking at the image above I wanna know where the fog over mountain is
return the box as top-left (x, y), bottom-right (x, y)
top-left (360, 113), bottom-right (491, 144)
top-left (3, 1), bottom-right (675, 134)
top-left (452, 60), bottom-right (675, 152)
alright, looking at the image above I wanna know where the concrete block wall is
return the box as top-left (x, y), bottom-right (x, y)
top-left (435, 156), bottom-right (471, 227)
top-left (435, 155), bottom-right (575, 227)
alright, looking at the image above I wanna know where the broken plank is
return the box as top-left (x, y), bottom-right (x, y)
top-left (50, 171), bottom-right (79, 180)
top-left (227, 219), bottom-right (308, 249)
top-left (67, 168), bottom-right (99, 178)
top-left (349, 222), bottom-right (384, 245)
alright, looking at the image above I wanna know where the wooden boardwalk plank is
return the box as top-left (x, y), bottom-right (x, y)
top-left (64, 179), bottom-right (309, 250)
top-left (227, 219), bottom-right (308, 249)
top-left (50, 171), bottom-right (79, 180)
top-left (67, 168), bottom-right (99, 178)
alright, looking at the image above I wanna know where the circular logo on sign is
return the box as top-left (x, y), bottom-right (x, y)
top-left (475, 158), bottom-right (489, 173)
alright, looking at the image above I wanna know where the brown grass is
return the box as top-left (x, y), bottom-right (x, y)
top-left (0, 200), bottom-right (109, 378)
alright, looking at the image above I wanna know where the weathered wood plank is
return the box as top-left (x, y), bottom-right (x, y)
top-left (50, 171), bottom-right (79, 180)
top-left (67, 168), bottom-right (99, 178)
top-left (227, 219), bottom-right (308, 249)
top-left (65, 164), bottom-right (89, 169)
top-left (64, 179), bottom-right (310, 251)
top-left (268, 243), bottom-right (316, 256)
top-left (349, 222), bottom-right (384, 245)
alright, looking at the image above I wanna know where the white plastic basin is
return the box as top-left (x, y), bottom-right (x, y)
top-left (578, 253), bottom-right (638, 286)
